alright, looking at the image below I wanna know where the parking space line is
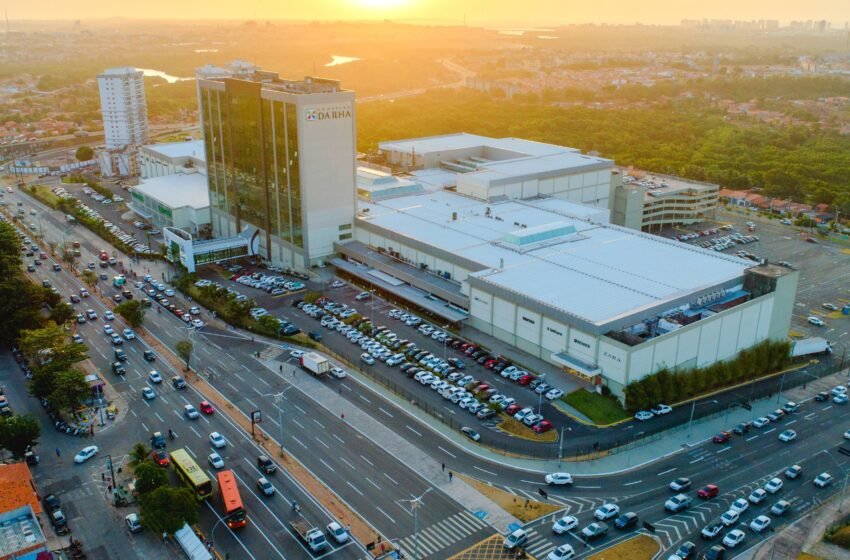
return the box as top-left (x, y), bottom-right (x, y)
top-left (786, 420), bottom-right (797, 426)
top-left (360, 455), bottom-right (374, 466)
top-left (383, 473), bottom-right (399, 485)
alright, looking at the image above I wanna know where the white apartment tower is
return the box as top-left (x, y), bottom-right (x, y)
top-left (97, 67), bottom-right (148, 176)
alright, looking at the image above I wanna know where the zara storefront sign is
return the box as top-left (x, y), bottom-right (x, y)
top-left (305, 104), bottom-right (352, 122)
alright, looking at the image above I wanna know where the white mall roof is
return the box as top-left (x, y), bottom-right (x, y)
top-left (379, 133), bottom-right (574, 159)
top-left (143, 140), bottom-right (206, 163)
top-left (358, 191), bottom-right (752, 326)
top-left (132, 173), bottom-right (210, 210)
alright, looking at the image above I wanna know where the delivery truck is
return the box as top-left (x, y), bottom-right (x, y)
top-left (290, 515), bottom-right (328, 553)
top-left (791, 337), bottom-right (833, 358)
top-left (299, 352), bottom-right (330, 376)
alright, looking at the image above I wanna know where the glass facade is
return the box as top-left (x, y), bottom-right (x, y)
top-left (200, 78), bottom-right (304, 261)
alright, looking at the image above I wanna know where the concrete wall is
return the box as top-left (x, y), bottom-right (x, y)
top-left (611, 184), bottom-right (645, 230)
top-left (458, 169), bottom-right (613, 209)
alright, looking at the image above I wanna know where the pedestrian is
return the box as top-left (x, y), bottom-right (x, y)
top-left (341, 412), bottom-right (345, 420)
top-left (55, 447), bottom-right (60, 457)
top-left (442, 462), bottom-right (445, 473)
top-left (448, 471), bottom-right (453, 482)
top-left (279, 364), bottom-right (283, 373)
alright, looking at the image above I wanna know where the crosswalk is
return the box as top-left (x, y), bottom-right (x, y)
top-left (395, 511), bottom-right (491, 559)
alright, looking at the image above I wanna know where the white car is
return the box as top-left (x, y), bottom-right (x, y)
top-left (141, 387), bottom-right (156, 400)
top-left (289, 350), bottom-right (305, 359)
top-left (778, 429), bottom-right (797, 442)
top-left (547, 545), bottom-right (575, 560)
top-left (192, 319), bottom-right (204, 329)
top-left (184, 404), bottom-right (199, 419)
top-left (545, 472), bottom-right (574, 486)
top-left (814, 472), bottom-right (834, 488)
top-left (326, 521), bottom-right (349, 544)
top-left (545, 388), bottom-right (564, 400)
top-left (833, 386), bottom-right (848, 397)
top-left (634, 411), bottom-right (654, 421)
top-left (103, 325), bottom-right (114, 335)
top-left (651, 404), bottom-right (672, 415)
top-left (189, 306), bottom-right (201, 315)
top-left (765, 478), bottom-right (783, 494)
top-left (123, 328), bottom-right (135, 340)
top-left (723, 529), bottom-right (745, 548)
top-left (730, 498), bottom-right (749, 514)
top-left (208, 452), bottom-right (224, 469)
top-left (720, 509), bottom-right (740, 526)
top-left (750, 515), bottom-right (771, 533)
top-left (148, 371), bottom-right (162, 384)
top-left (74, 445), bottom-right (99, 464)
top-left (209, 432), bottom-right (226, 449)
top-left (752, 417), bottom-right (770, 428)
top-left (360, 353), bottom-right (375, 365)
top-left (594, 503), bottom-right (619, 521)
top-left (552, 515), bottom-right (578, 534)
top-left (329, 367), bottom-right (347, 379)
top-left (748, 488), bottom-right (767, 504)
top-left (808, 316), bottom-right (825, 326)
top-left (104, 311), bottom-right (115, 321)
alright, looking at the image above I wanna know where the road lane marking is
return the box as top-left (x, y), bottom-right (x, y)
top-left (825, 406), bottom-right (833, 410)
top-left (623, 480), bottom-right (642, 486)
top-left (377, 508), bottom-right (396, 524)
top-left (716, 447), bottom-right (731, 454)
top-left (359, 394), bottom-right (372, 404)
top-left (185, 446), bottom-right (197, 458)
top-left (345, 481), bottom-right (364, 496)
top-left (786, 420), bottom-right (797, 426)
top-left (141, 422), bottom-right (149, 432)
top-left (332, 434), bottom-right (345, 445)
top-left (379, 407), bottom-right (394, 418)
top-left (315, 437), bottom-right (330, 450)
top-left (657, 468), bottom-right (676, 476)
top-left (290, 418), bottom-right (305, 429)
top-left (360, 455), bottom-right (374, 467)
top-left (764, 428), bottom-right (776, 434)
top-left (233, 372), bottom-right (246, 382)
top-left (746, 435), bottom-right (759, 442)
top-left (339, 456), bottom-right (356, 470)
top-left (291, 435), bottom-right (307, 449)
top-left (474, 466), bottom-right (497, 476)
top-left (319, 458), bottom-right (335, 472)
top-left (159, 395), bottom-right (169, 404)
top-left (805, 413), bottom-right (817, 419)
top-left (365, 477), bottom-right (381, 490)
top-left (293, 404), bottom-right (306, 414)
top-left (383, 473), bottom-right (399, 485)
top-left (438, 446), bottom-right (456, 458)
top-left (575, 485), bottom-right (601, 489)
top-left (689, 457), bottom-right (704, 464)
top-left (313, 419), bottom-right (325, 429)
top-left (406, 425), bottom-right (422, 437)
top-left (244, 398), bottom-right (258, 409)
top-left (256, 376), bottom-right (271, 388)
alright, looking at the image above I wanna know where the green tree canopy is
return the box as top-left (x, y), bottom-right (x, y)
top-left (130, 442), bottom-right (150, 466)
top-left (175, 340), bottom-right (193, 372)
top-left (48, 369), bottom-right (92, 414)
top-left (0, 414), bottom-right (41, 458)
top-left (115, 300), bottom-right (145, 329)
top-left (134, 460), bottom-right (169, 495)
top-left (74, 146), bottom-right (94, 162)
top-left (139, 486), bottom-right (199, 535)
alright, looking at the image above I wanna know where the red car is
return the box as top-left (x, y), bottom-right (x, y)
top-left (518, 374), bottom-right (537, 386)
top-left (199, 401), bottom-right (214, 415)
top-left (504, 404), bottom-right (522, 416)
top-left (483, 359), bottom-right (498, 369)
top-left (151, 449), bottom-right (169, 466)
top-left (174, 309), bottom-right (184, 317)
top-left (698, 484), bottom-right (719, 499)
top-left (533, 420), bottom-right (554, 434)
top-left (460, 343), bottom-right (473, 352)
top-left (712, 431), bottom-right (731, 444)
top-left (474, 384), bottom-right (490, 393)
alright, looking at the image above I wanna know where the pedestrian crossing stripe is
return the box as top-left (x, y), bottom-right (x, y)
top-left (395, 512), bottom-right (489, 558)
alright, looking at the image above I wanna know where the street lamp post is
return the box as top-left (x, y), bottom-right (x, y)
top-left (442, 324), bottom-right (449, 361)
top-left (776, 371), bottom-right (788, 404)
top-left (370, 288), bottom-right (376, 324)
top-left (537, 373), bottom-right (547, 416)
top-left (687, 399), bottom-right (719, 439)
top-left (399, 488), bottom-right (432, 560)
top-left (271, 386), bottom-right (295, 456)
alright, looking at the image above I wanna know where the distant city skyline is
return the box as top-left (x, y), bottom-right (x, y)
top-left (4, 0), bottom-right (849, 27)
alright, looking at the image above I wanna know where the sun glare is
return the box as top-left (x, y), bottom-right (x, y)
top-left (356, 0), bottom-right (410, 8)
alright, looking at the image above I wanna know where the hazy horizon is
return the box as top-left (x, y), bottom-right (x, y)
top-left (3, 0), bottom-right (849, 27)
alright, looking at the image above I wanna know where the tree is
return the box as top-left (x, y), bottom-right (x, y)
top-left (176, 340), bottom-right (193, 371)
top-left (115, 300), bottom-right (145, 328)
top-left (139, 486), bottom-right (199, 535)
top-left (130, 442), bottom-right (150, 466)
top-left (256, 314), bottom-right (281, 337)
top-left (74, 146), bottom-right (94, 162)
top-left (81, 270), bottom-right (97, 286)
top-left (134, 460), bottom-right (168, 495)
top-left (20, 325), bottom-right (88, 400)
top-left (49, 302), bottom-right (74, 325)
top-left (48, 370), bottom-right (92, 414)
top-left (0, 414), bottom-right (41, 458)
top-left (61, 249), bottom-right (77, 269)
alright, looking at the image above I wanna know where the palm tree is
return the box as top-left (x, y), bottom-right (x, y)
top-left (129, 442), bottom-right (150, 466)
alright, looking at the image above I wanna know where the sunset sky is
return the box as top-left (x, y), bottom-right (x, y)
top-left (6, 0), bottom-right (848, 25)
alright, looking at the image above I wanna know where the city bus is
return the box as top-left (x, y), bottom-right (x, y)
top-left (170, 449), bottom-right (212, 500)
top-left (217, 470), bottom-right (247, 529)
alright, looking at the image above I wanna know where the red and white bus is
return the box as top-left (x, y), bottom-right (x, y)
top-left (217, 470), bottom-right (247, 529)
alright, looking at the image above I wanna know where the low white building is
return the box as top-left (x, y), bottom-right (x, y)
top-left (129, 172), bottom-right (210, 235)
top-left (140, 140), bottom-right (206, 179)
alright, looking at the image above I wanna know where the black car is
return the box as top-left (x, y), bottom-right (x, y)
top-left (258, 454), bottom-right (277, 475)
top-left (26, 264), bottom-right (35, 272)
top-left (42, 493), bottom-right (61, 514)
top-left (732, 422), bottom-right (751, 435)
top-left (815, 392), bottom-right (829, 402)
top-left (111, 362), bottom-right (126, 375)
top-left (52, 263), bottom-right (61, 271)
top-left (171, 376), bottom-right (187, 389)
top-left (701, 545), bottom-right (725, 560)
top-left (308, 331), bottom-right (322, 342)
top-left (614, 512), bottom-right (638, 530)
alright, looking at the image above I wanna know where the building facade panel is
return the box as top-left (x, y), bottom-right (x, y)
top-left (652, 336), bottom-right (679, 371)
top-left (696, 317), bottom-right (723, 367)
top-left (541, 317), bottom-right (568, 354)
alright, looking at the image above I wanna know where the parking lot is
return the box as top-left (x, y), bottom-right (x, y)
top-left (663, 208), bottom-right (850, 357)
top-left (195, 265), bottom-right (578, 446)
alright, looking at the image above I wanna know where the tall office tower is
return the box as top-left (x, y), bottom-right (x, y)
top-left (196, 62), bottom-right (356, 270)
top-left (97, 67), bottom-right (148, 176)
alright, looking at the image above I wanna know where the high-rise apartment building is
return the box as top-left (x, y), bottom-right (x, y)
top-left (97, 67), bottom-right (148, 176)
top-left (196, 62), bottom-right (356, 269)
